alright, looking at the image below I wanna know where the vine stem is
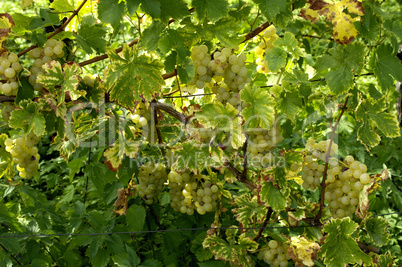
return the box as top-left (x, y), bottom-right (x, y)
top-left (18, 0), bottom-right (88, 57)
top-left (83, 140), bottom-right (92, 204)
top-left (253, 207), bottom-right (273, 242)
top-left (315, 95), bottom-right (349, 222)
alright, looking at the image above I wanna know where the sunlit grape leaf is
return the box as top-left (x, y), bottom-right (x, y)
top-left (103, 140), bottom-right (141, 171)
top-left (241, 86), bottom-right (276, 129)
top-left (300, 0), bottom-right (364, 45)
top-left (142, 21), bottom-right (166, 51)
top-left (265, 47), bottom-right (287, 73)
top-left (192, 0), bottom-right (229, 22)
top-left (252, 0), bottom-right (287, 20)
top-left (0, 13), bottom-right (14, 45)
top-left (203, 231), bottom-right (258, 266)
top-left (97, 0), bottom-right (125, 28)
top-left (370, 44), bottom-right (402, 91)
top-left (363, 217), bottom-right (389, 247)
top-left (289, 236), bottom-right (320, 267)
top-left (355, 96), bottom-right (401, 148)
top-left (105, 45), bottom-right (164, 109)
top-left (320, 218), bottom-right (372, 266)
top-left (277, 84), bottom-right (302, 122)
top-left (232, 195), bottom-right (266, 227)
top-left (126, 204), bottom-right (146, 231)
top-left (9, 100), bottom-right (46, 136)
top-left (29, 9), bottom-right (60, 30)
top-left (75, 15), bottom-right (107, 54)
top-left (50, 0), bottom-right (74, 13)
top-left (204, 18), bottom-right (244, 48)
top-left (139, 0), bottom-right (161, 19)
top-left (260, 182), bottom-right (286, 212)
top-left (315, 43), bottom-right (365, 94)
top-left (38, 61), bottom-right (84, 105)
top-left (172, 141), bottom-right (209, 172)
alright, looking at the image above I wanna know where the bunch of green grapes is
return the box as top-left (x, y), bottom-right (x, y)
top-left (253, 25), bottom-right (279, 74)
top-left (305, 138), bottom-right (338, 161)
top-left (136, 162), bottom-right (167, 205)
top-left (129, 102), bottom-right (149, 128)
top-left (257, 240), bottom-right (291, 267)
top-left (0, 52), bottom-right (22, 96)
top-left (28, 39), bottom-right (65, 91)
top-left (189, 45), bottom-right (213, 89)
top-left (325, 155), bottom-right (370, 218)
top-left (300, 154), bottom-right (326, 190)
top-left (5, 132), bottom-right (41, 179)
top-left (247, 124), bottom-right (283, 167)
top-left (168, 171), bottom-right (219, 215)
top-left (187, 124), bottom-right (215, 145)
top-left (1, 102), bottom-right (14, 122)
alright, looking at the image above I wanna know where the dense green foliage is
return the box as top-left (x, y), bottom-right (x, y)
top-left (1, 0), bottom-right (402, 266)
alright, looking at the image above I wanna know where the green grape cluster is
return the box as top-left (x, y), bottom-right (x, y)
top-left (189, 45), bottom-right (213, 89)
top-left (257, 240), bottom-right (291, 267)
top-left (5, 132), bottom-right (41, 179)
top-left (128, 102), bottom-right (149, 128)
top-left (0, 52), bottom-right (22, 96)
top-left (247, 124), bottom-right (283, 167)
top-left (187, 125), bottom-right (215, 145)
top-left (28, 39), bottom-right (65, 91)
top-left (253, 25), bottom-right (279, 74)
top-left (325, 155), bottom-right (370, 218)
top-left (305, 138), bottom-right (338, 160)
top-left (1, 102), bottom-right (14, 122)
top-left (137, 162), bottom-right (167, 205)
top-left (168, 171), bottom-right (219, 215)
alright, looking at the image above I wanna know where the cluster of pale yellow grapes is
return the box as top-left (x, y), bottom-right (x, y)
top-left (325, 155), bottom-right (370, 218)
top-left (5, 132), bottom-right (41, 179)
top-left (189, 45), bottom-right (250, 107)
top-left (247, 124), bottom-right (283, 167)
top-left (0, 52), bottom-right (22, 96)
top-left (1, 102), bottom-right (14, 122)
top-left (168, 171), bottom-right (219, 215)
top-left (28, 39), bottom-right (65, 91)
top-left (254, 25), bottom-right (279, 74)
top-left (137, 162), bottom-right (168, 205)
top-left (128, 102), bottom-right (149, 128)
top-left (257, 240), bottom-right (291, 267)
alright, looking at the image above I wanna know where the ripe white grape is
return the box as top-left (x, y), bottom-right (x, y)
top-left (136, 162), bottom-right (167, 204)
top-left (4, 67), bottom-right (16, 78)
top-left (248, 124), bottom-right (282, 167)
top-left (257, 241), bottom-right (290, 266)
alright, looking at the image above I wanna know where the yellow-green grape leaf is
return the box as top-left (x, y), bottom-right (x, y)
top-left (75, 15), bottom-right (107, 54)
top-left (277, 84), bottom-right (302, 122)
top-left (363, 217), bottom-right (389, 247)
top-left (9, 100), bottom-right (46, 136)
top-left (0, 13), bottom-right (14, 45)
top-left (370, 44), bottom-right (402, 91)
top-left (196, 102), bottom-right (245, 149)
top-left (265, 46), bottom-right (287, 73)
top-left (320, 218), bottom-right (372, 267)
top-left (38, 61), bottom-right (84, 105)
top-left (232, 195), bottom-right (266, 227)
top-left (241, 86), bottom-right (276, 129)
top-left (288, 236), bottom-right (320, 267)
top-left (103, 140), bottom-right (140, 171)
top-left (97, 0), bottom-right (125, 28)
top-left (300, 0), bottom-right (364, 45)
top-left (251, 0), bottom-right (287, 21)
top-left (192, 0), bottom-right (229, 22)
top-left (50, 0), bottom-right (74, 13)
top-left (203, 231), bottom-right (258, 266)
top-left (355, 96), bottom-right (401, 148)
top-left (105, 45), bottom-right (164, 109)
top-left (21, 0), bottom-right (34, 10)
top-left (172, 141), bottom-right (209, 172)
top-left (260, 182), bottom-right (287, 212)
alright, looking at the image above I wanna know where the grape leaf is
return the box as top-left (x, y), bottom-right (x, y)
top-left (300, 0), bottom-right (365, 45)
top-left (260, 182), bottom-right (287, 212)
top-left (192, 0), bottom-right (229, 22)
top-left (172, 141), bottom-right (209, 172)
top-left (126, 0), bottom-right (140, 16)
top-left (241, 86), bottom-right (276, 129)
top-left (15, 76), bottom-right (35, 104)
top-left (252, 0), bottom-right (287, 20)
top-left (105, 45), bottom-right (165, 109)
top-left (370, 44), bottom-right (402, 91)
top-left (355, 96), bottom-right (401, 148)
top-left (232, 195), bottom-right (266, 227)
top-left (277, 85), bottom-right (302, 122)
top-left (97, 0), bottom-right (125, 28)
top-left (50, 0), bottom-right (74, 13)
top-left (159, 0), bottom-right (189, 22)
top-left (289, 236), bottom-right (320, 267)
top-left (0, 13), bottom-right (14, 45)
top-left (29, 9), bottom-right (60, 30)
top-left (142, 21), bottom-right (166, 51)
top-left (203, 230), bottom-right (258, 266)
top-left (126, 205), bottom-right (146, 232)
top-left (103, 140), bottom-right (141, 171)
top-left (265, 47), bottom-right (287, 73)
top-left (363, 217), bottom-right (389, 247)
top-left (320, 218), bottom-right (372, 266)
top-left (139, 0), bottom-right (161, 19)
top-left (315, 43), bottom-right (366, 94)
top-left (37, 61), bottom-right (84, 105)
top-left (75, 15), bottom-right (107, 54)
top-left (9, 100), bottom-right (46, 136)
